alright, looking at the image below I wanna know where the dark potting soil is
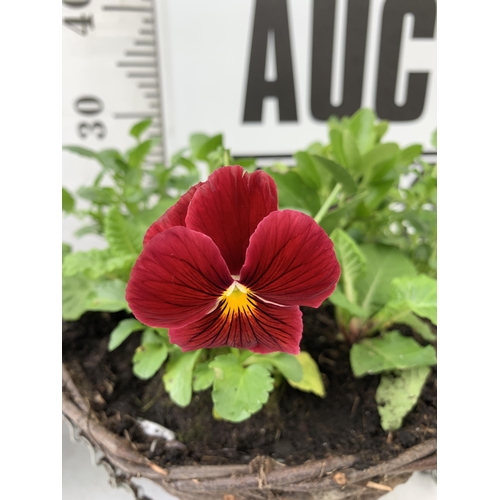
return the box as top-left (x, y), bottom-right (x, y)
top-left (62, 305), bottom-right (436, 470)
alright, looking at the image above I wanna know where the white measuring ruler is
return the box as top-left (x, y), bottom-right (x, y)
top-left (62, 0), bottom-right (165, 171)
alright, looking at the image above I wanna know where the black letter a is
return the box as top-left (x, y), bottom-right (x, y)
top-left (243, 0), bottom-right (298, 122)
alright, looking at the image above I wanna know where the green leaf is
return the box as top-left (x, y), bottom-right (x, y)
top-left (62, 243), bottom-right (72, 261)
top-left (350, 330), bottom-right (436, 377)
top-left (431, 129), bottom-right (437, 149)
top-left (130, 118), bottom-right (152, 140)
top-left (328, 129), bottom-right (347, 166)
top-left (364, 180), bottom-right (394, 209)
top-left (328, 288), bottom-right (369, 318)
top-left (347, 108), bottom-right (376, 154)
top-left (312, 156), bottom-right (357, 196)
top-left (398, 313), bottom-right (436, 342)
top-left (163, 350), bottom-right (202, 407)
top-left (62, 188), bottom-right (75, 213)
top-left (62, 274), bottom-right (94, 321)
top-left (265, 169), bottom-right (321, 214)
top-left (108, 318), bottom-right (144, 351)
top-left (85, 279), bottom-right (129, 312)
top-left (330, 228), bottom-right (366, 304)
top-left (391, 275), bottom-right (437, 325)
top-left (62, 249), bottom-right (136, 279)
top-left (287, 352), bottom-right (326, 397)
top-left (133, 343), bottom-right (168, 380)
top-left (374, 121), bottom-right (389, 142)
top-left (319, 191), bottom-right (369, 235)
top-left (376, 366), bottom-right (431, 431)
top-left (77, 186), bottom-right (117, 205)
top-left (104, 206), bottom-right (144, 257)
top-left (195, 134), bottom-right (223, 161)
top-left (341, 129), bottom-right (361, 171)
top-left (356, 244), bottom-right (417, 315)
top-left (63, 145), bottom-right (97, 159)
top-left (245, 352), bottom-right (303, 383)
top-left (294, 152), bottom-right (322, 190)
top-left (370, 301), bottom-right (420, 335)
top-left (359, 143), bottom-right (399, 179)
top-left (398, 144), bottom-right (423, 167)
top-left (193, 361), bottom-right (215, 392)
top-left (210, 354), bottom-right (274, 422)
top-left (128, 139), bottom-right (154, 168)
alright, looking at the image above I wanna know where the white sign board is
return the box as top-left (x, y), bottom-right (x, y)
top-left (157, 0), bottom-right (436, 157)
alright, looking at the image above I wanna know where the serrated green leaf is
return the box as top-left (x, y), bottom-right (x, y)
top-left (391, 275), bottom-right (437, 324)
top-left (356, 244), bottom-right (417, 315)
top-left (85, 279), bottom-right (129, 312)
top-left (312, 156), bottom-right (357, 196)
top-left (62, 249), bottom-right (136, 279)
top-left (350, 330), bottom-right (436, 377)
top-left (347, 109), bottom-right (376, 155)
top-left (193, 361), bottom-right (215, 392)
top-left (62, 274), bottom-right (94, 321)
top-left (330, 228), bottom-right (366, 304)
top-left (163, 350), bottom-right (202, 407)
top-left (328, 288), bottom-right (369, 318)
top-left (287, 352), bottom-right (325, 397)
top-left (130, 118), bottom-right (152, 140)
top-left (210, 354), bottom-right (274, 422)
top-left (133, 343), bottom-right (168, 380)
top-left (108, 319), bottom-right (144, 351)
top-left (245, 352), bottom-right (303, 383)
top-left (376, 366), bottom-right (431, 431)
top-left (62, 188), bottom-right (75, 213)
top-left (104, 206), bottom-right (144, 257)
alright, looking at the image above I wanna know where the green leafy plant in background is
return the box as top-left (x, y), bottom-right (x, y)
top-left (62, 111), bottom-right (437, 431)
top-left (263, 108), bottom-right (436, 277)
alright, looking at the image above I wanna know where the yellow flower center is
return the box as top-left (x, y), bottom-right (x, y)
top-left (221, 282), bottom-right (256, 317)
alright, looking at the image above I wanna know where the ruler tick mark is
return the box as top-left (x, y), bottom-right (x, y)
top-left (126, 72), bottom-right (158, 78)
top-left (125, 50), bottom-right (156, 57)
top-left (118, 61), bottom-right (157, 68)
top-left (102, 5), bottom-right (152, 12)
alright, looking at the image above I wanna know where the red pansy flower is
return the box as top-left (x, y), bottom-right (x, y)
top-left (126, 166), bottom-right (340, 355)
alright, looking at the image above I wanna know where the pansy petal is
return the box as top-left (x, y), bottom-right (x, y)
top-left (126, 226), bottom-right (233, 328)
top-left (169, 299), bottom-right (302, 355)
top-left (185, 166), bottom-right (278, 275)
top-left (143, 182), bottom-right (203, 245)
top-left (240, 210), bottom-right (341, 307)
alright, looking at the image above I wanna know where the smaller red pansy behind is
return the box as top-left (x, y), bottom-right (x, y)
top-left (126, 165), bottom-right (340, 355)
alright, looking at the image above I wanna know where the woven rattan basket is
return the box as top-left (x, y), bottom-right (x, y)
top-left (62, 363), bottom-right (436, 500)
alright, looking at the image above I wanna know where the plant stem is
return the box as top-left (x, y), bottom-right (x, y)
top-left (314, 184), bottom-right (342, 225)
top-left (223, 149), bottom-right (231, 166)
